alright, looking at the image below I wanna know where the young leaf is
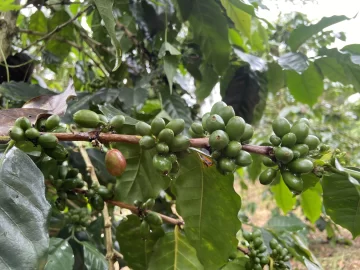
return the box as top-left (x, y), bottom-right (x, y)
top-left (113, 143), bottom-right (171, 204)
top-left (288, 15), bottom-right (350, 51)
top-left (271, 174), bottom-right (296, 214)
top-left (82, 242), bottom-right (107, 270)
top-left (175, 151), bottom-right (241, 269)
top-left (286, 62), bottom-right (324, 106)
top-left (44, 238), bottom-right (74, 270)
top-left (28, 10), bottom-right (48, 42)
top-left (0, 148), bottom-right (51, 269)
top-left (163, 55), bottom-right (179, 94)
top-left (93, 0), bottom-right (122, 71)
top-left (300, 182), bottom-right (322, 224)
top-left (266, 215), bottom-right (306, 232)
top-left (148, 227), bottom-right (203, 270)
top-left (116, 215), bottom-right (164, 270)
top-left (278, 52), bottom-right (309, 73)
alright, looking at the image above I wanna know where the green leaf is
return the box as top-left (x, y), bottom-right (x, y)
top-left (322, 172), bottom-right (360, 238)
top-left (286, 62), bottom-right (324, 106)
top-left (233, 49), bottom-right (267, 72)
top-left (159, 42), bottom-right (181, 58)
top-left (195, 64), bottom-right (219, 101)
top-left (117, 87), bottom-right (148, 113)
top-left (82, 241), bottom-right (107, 270)
top-left (189, 0), bottom-right (230, 74)
top-left (98, 103), bottom-right (138, 125)
top-left (161, 89), bottom-right (193, 131)
top-left (221, 257), bottom-right (249, 269)
top-left (247, 153), bottom-right (262, 182)
top-left (315, 57), bottom-right (347, 84)
top-left (148, 227), bottom-right (204, 270)
top-left (0, 0), bottom-right (21, 11)
top-left (301, 182), bottom-right (322, 224)
top-left (175, 151), bottom-right (241, 269)
top-left (164, 55), bottom-right (179, 94)
top-left (288, 15), bottom-right (350, 51)
top-left (267, 61), bottom-right (284, 93)
top-left (44, 238), bottom-right (74, 270)
top-left (116, 215), bottom-right (164, 270)
top-left (271, 174), bottom-right (296, 214)
top-left (93, 0), bottom-right (122, 71)
top-left (221, 0), bottom-right (252, 39)
top-left (278, 52), bottom-right (309, 73)
top-left (113, 143), bottom-right (170, 204)
top-left (267, 215), bottom-right (306, 232)
top-left (0, 148), bottom-right (50, 269)
top-left (28, 11), bottom-right (48, 42)
top-left (302, 173), bottom-right (320, 191)
top-left (0, 82), bottom-right (55, 102)
top-left (172, 0), bottom-right (194, 21)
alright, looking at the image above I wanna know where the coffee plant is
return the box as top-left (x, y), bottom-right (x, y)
top-left (0, 1), bottom-right (359, 270)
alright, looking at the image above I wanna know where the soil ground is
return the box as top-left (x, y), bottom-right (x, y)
top-left (238, 180), bottom-right (360, 270)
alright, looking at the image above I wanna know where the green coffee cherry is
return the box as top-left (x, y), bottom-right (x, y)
top-left (143, 198), bottom-right (155, 209)
top-left (135, 121), bottom-right (152, 136)
top-left (292, 144), bottom-right (309, 157)
top-left (140, 220), bottom-right (151, 239)
top-left (304, 135), bottom-right (320, 150)
top-left (225, 141), bottom-right (241, 158)
top-left (262, 157), bottom-right (276, 167)
top-left (202, 112), bottom-right (211, 131)
top-left (38, 134), bottom-right (58, 149)
top-left (139, 135), bottom-right (156, 149)
top-left (153, 154), bottom-right (172, 174)
top-left (145, 211), bottom-right (163, 226)
top-left (209, 130), bottom-right (229, 151)
top-left (168, 153), bottom-right (177, 163)
top-left (9, 126), bottom-right (25, 141)
top-left (210, 101), bottom-right (227, 115)
top-left (73, 110), bottom-right (101, 128)
top-left (219, 158), bottom-right (236, 173)
top-left (243, 231), bottom-right (252, 242)
top-left (45, 115), bottom-right (60, 131)
top-left (15, 117), bottom-right (32, 130)
top-left (281, 171), bottom-right (303, 194)
top-left (151, 117), bottom-right (165, 136)
top-left (281, 132), bottom-right (297, 148)
top-left (225, 116), bottom-right (246, 141)
top-left (110, 115), bottom-right (125, 132)
top-left (290, 122), bottom-right (309, 143)
top-left (272, 117), bottom-right (291, 137)
top-left (287, 158), bottom-right (314, 174)
top-left (91, 194), bottom-right (104, 211)
top-left (98, 185), bottom-right (113, 200)
top-left (36, 118), bottom-right (47, 131)
top-left (274, 147), bottom-right (294, 164)
top-left (206, 114), bottom-right (225, 133)
top-left (98, 114), bottom-right (108, 124)
top-left (217, 106), bottom-right (235, 124)
top-left (240, 124), bottom-right (254, 142)
top-left (270, 135), bottom-right (281, 146)
top-left (44, 144), bottom-right (68, 161)
top-left (235, 151), bottom-right (252, 167)
top-left (25, 127), bottom-right (40, 140)
top-left (191, 122), bottom-right (204, 135)
top-left (158, 128), bottom-right (175, 144)
top-left (259, 168), bottom-right (277, 185)
top-left (169, 135), bottom-right (190, 152)
top-left (66, 168), bottom-right (79, 178)
top-left (166, 119), bottom-right (185, 135)
top-left (156, 142), bottom-right (169, 154)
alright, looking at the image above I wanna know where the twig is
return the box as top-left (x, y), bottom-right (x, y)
top-left (78, 144), bottom-right (116, 270)
top-left (107, 200), bottom-right (184, 226)
top-left (21, 5), bottom-right (93, 52)
top-left (237, 246), bottom-right (249, 255)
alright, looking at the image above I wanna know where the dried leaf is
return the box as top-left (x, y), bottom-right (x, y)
top-left (22, 79), bottom-right (77, 115)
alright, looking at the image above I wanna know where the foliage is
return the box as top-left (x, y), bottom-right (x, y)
top-left (0, 0), bottom-right (360, 269)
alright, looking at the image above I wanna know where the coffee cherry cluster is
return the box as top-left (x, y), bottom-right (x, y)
top-left (200, 101), bottom-right (254, 174)
top-left (64, 208), bottom-right (91, 231)
top-left (9, 116), bottom-right (68, 162)
top-left (242, 229), bottom-right (270, 270)
top-left (269, 239), bottom-right (291, 270)
top-left (136, 118), bottom-right (189, 175)
top-left (259, 117), bottom-right (322, 194)
top-left (133, 199), bottom-right (163, 239)
top-left (86, 184), bottom-right (114, 211)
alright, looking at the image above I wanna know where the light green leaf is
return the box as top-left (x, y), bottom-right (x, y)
top-left (271, 174), bottom-right (296, 214)
top-left (288, 15), bottom-right (350, 51)
top-left (117, 87), bottom-right (148, 113)
top-left (189, 0), bottom-right (230, 74)
top-left (116, 215), bottom-right (164, 270)
top-left (286, 62), bottom-right (324, 106)
top-left (93, 0), bottom-right (122, 71)
top-left (221, 0), bottom-right (252, 39)
top-left (28, 10), bottom-right (48, 42)
top-left (113, 143), bottom-right (170, 204)
top-left (159, 42), bottom-right (181, 58)
top-left (315, 57), bottom-right (347, 84)
top-left (267, 61), bottom-right (284, 93)
top-left (148, 227), bottom-right (204, 270)
top-left (175, 151), bottom-right (241, 269)
top-left (44, 238), bottom-right (74, 270)
top-left (221, 257), bottom-right (249, 269)
top-left (82, 241), bottom-right (107, 270)
top-left (267, 215), bottom-right (306, 232)
top-left (195, 64), bottom-right (219, 101)
top-left (278, 52), bottom-right (309, 73)
top-left (0, 0), bottom-right (21, 11)
top-left (164, 55), bottom-right (179, 94)
top-left (234, 49), bottom-right (267, 72)
top-left (301, 182), bottom-right (322, 224)
top-left (322, 172), bottom-right (360, 238)
top-left (0, 148), bottom-right (51, 269)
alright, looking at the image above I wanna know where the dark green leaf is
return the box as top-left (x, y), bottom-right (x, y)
top-left (117, 87), bottom-right (148, 113)
top-left (301, 182), bottom-right (322, 224)
top-left (315, 57), bottom-right (347, 84)
top-left (164, 55), bottom-right (179, 94)
top-left (98, 104), bottom-right (138, 125)
top-left (0, 82), bottom-right (56, 102)
top-left (116, 215), bottom-right (164, 270)
top-left (267, 61), bottom-right (284, 93)
top-left (159, 42), bottom-right (181, 58)
top-left (302, 173), bottom-right (320, 191)
top-left (0, 148), bottom-right (50, 269)
top-left (247, 153), bottom-right (262, 181)
top-left (113, 143), bottom-right (171, 204)
top-left (172, 0), bottom-right (194, 21)
top-left (322, 172), bottom-right (360, 238)
top-left (267, 215), bottom-right (306, 232)
top-left (82, 241), bottom-right (107, 270)
top-left (278, 52), bottom-right (309, 73)
top-left (195, 64), bottom-right (218, 101)
top-left (220, 65), bottom-right (238, 98)
top-left (148, 227), bottom-right (204, 270)
top-left (233, 49), bottom-right (267, 72)
top-left (286, 62), bottom-right (324, 106)
top-left (221, 257), bottom-right (249, 269)
top-left (28, 10), bottom-right (48, 42)
top-left (221, 0), bottom-right (252, 39)
top-left (44, 238), bottom-right (74, 270)
top-left (189, 0), bottom-right (230, 74)
top-left (271, 173), bottom-right (296, 214)
top-left (93, 0), bottom-right (122, 71)
top-left (288, 15), bottom-right (350, 51)
top-left (175, 151), bottom-right (241, 269)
